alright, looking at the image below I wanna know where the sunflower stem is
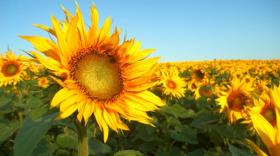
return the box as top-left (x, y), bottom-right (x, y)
top-left (75, 120), bottom-right (89, 156)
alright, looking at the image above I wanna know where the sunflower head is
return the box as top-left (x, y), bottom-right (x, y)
top-left (38, 77), bottom-right (50, 88)
top-left (249, 86), bottom-right (280, 156)
top-left (0, 51), bottom-right (28, 86)
top-left (159, 67), bottom-right (186, 98)
top-left (198, 85), bottom-right (213, 98)
top-left (216, 78), bottom-right (253, 123)
top-left (21, 3), bottom-right (164, 142)
top-left (192, 68), bottom-right (205, 81)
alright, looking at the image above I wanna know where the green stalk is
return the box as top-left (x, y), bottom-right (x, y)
top-left (75, 120), bottom-right (89, 156)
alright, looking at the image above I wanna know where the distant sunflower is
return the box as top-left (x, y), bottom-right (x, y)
top-left (194, 84), bottom-right (213, 100)
top-left (254, 80), bottom-right (269, 96)
top-left (38, 77), bottom-right (50, 88)
top-left (160, 67), bottom-right (186, 98)
top-left (21, 3), bottom-right (164, 142)
top-left (192, 68), bottom-right (206, 82)
top-left (0, 51), bottom-right (27, 86)
top-left (216, 78), bottom-right (253, 123)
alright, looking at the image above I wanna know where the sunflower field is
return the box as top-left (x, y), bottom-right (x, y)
top-left (1, 2), bottom-right (280, 156)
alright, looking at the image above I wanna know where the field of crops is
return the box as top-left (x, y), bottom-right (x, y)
top-left (0, 52), bottom-right (279, 156)
top-left (0, 2), bottom-right (280, 156)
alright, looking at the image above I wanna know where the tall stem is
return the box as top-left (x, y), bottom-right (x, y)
top-left (75, 120), bottom-right (89, 156)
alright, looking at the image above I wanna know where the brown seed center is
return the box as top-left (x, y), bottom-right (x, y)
top-left (167, 80), bottom-right (177, 89)
top-left (2, 62), bottom-right (20, 77)
top-left (227, 92), bottom-right (250, 111)
top-left (71, 52), bottom-right (123, 100)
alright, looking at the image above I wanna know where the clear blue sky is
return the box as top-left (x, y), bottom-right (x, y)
top-left (0, 0), bottom-right (279, 61)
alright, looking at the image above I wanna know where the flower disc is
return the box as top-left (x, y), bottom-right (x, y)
top-left (2, 61), bottom-right (20, 77)
top-left (72, 53), bottom-right (122, 100)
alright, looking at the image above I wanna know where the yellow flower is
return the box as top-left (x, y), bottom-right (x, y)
top-left (29, 60), bottom-right (45, 74)
top-left (0, 51), bottom-right (28, 86)
top-left (249, 86), bottom-right (280, 156)
top-left (191, 67), bottom-right (207, 82)
top-left (194, 84), bottom-right (213, 100)
top-left (216, 78), bottom-right (253, 123)
top-left (159, 67), bottom-right (186, 98)
top-left (38, 77), bottom-right (50, 88)
top-left (21, 3), bottom-right (164, 142)
top-left (254, 80), bottom-right (269, 96)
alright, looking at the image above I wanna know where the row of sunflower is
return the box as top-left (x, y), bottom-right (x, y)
top-left (154, 61), bottom-right (280, 156)
top-left (0, 2), bottom-right (280, 156)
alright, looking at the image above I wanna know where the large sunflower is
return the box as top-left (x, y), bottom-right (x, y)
top-left (249, 86), bottom-right (280, 156)
top-left (21, 3), bottom-right (164, 142)
top-left (216, 78), bottom-right (253, 123)
top-left (0, 51), bottom-right (27, 87)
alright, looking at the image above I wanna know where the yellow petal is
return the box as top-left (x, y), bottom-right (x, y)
top-left (250, 113), bottom-right (275, 148)
top-left (77, 102), bottom-right (86, 122)
top-left (124, 57), bottom-right (160, 79)
top-left (133, 91), bottom-right (165, 107)
top-left (33, 24), bottom-right (56, 36)
top-left (88, 5), bottom-right (99, 46)
top-left (65, 15), bottom-right (80, 60)
top-left (60, 94), bottom-right (80, 112)
top-left (245, 139), bottom-right (268, 156)
top-left (75, 1), bottom-right (87, 46)
top-left (51, 88), bottom-right (76, 108)
top-left (30, 52), bottom-right (62, 73)
top-left (58, 104), bottom-right (78, 119)
top-left (98, 17), bottom-right (111, 43)
top-left (128, 48), bottom-right (155, 63)
top-left (103, 110), bottom-right (118, 131)
top-left (51, 16), bottom-right (68, 66)
top-left (123, 94), bottom-right (158, 112)
top-left (83, 102), bottom-right (94, 125)
top-left (20, 36), bottom-right (59, 61)
top-left (61, 5), bottom-right (73, 22)
top-left (94, 106), bottom-right (109, 142)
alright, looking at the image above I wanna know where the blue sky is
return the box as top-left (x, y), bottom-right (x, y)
top-left (0, 0), bottom-right (279, 61)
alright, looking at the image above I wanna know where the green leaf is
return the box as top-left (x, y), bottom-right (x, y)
top-left (0, 93), bottom-right (12, 108)
top-left (14, 111), bottom-right (57, 156)
top-left (188, 148), bottom-right (205, 156)
top-left (114, 150), bottom-right (144, 156)
top-left (29, 106), bottom-right (49, 120)
top-left (170, 125), bottom-right (198, 144)
top-left (26, 95), bottom-right (43, 108)
top-left (32, 137), bottom-right (57, 156)
top-left (56, 134), bottom-right (77, 149)
top-left (228, 144), bottom-right (254, 156)
top-left (161, 104), bottom-right (195, 118)
top-left (0, 121), bottom-right (20, 144)
top-left (190, 111), bottom-right (219, 128)
top-left (89, 138), bottom-right (112, 155)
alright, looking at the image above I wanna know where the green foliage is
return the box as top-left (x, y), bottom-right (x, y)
top-left (14, 110), bottom-right (57, 156)
top-left (114, 150), bottom-right (144, 156)
top-left (0, 72), bottom-right (269, 156)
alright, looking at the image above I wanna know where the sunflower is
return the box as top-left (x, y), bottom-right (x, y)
top-left (254, 80), bottom-right (269, 96)
top-left (216, 78), bottom-right (253, 123)
top-left (251, 93), bottom-right (277, 127)
top-left (159, 67), bottom-right (186, 98)
top-left (0, 51), bottom-right (27, 87)
top-left (38, 77), bottom-right (50, 88)
top-left (191, 67), bottom-right (207, 82)
top-left (194, 84), bottom-right (213, 100)
top-left (249, 86), bottom-right (280, 156)
top-left (21, 3), bottom-right (164, 142)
